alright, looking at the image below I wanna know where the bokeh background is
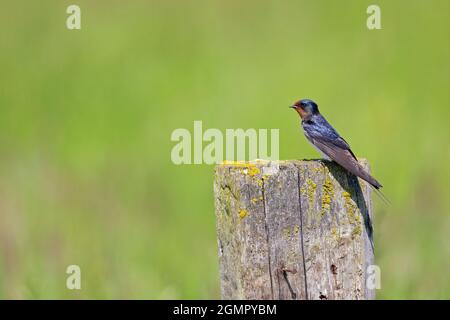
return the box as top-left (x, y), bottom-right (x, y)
top-left (0, 0), bottom-right (449, 299)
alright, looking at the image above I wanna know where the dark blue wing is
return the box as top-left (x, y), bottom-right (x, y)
top-left (303, 116), bottom-right (357, 160)
top-left (302, 115), bottom-right (382, 189)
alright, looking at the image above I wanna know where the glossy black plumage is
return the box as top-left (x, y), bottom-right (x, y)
top-left (291, 99), bottom-right (382, 190)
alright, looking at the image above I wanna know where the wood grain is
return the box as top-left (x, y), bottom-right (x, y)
top-left (214, 160), bottom-right (375, 300)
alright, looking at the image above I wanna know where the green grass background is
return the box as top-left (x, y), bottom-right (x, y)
top-left (0, 0), bottom-right (449, 299)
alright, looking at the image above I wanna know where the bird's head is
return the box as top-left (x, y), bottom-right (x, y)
top-left (290, 99), bottom-right (319, 119)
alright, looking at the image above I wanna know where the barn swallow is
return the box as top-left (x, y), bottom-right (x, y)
top-left (290, 99), bottom-right (383, 190)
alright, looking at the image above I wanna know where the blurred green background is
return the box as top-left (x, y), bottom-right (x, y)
top-left (0, 0), bottom-right (449, 299)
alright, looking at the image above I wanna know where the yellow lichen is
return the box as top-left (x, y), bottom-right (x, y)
top-left (321, 175), bottom-right (334, 216)
top-left (313, 166), bottom-right (322, 174)
top-left (238, 209), bottom-right (248, 219)
top-left (306, 179), bottom-right (317, 202)
top-left (250, 196), bottom-right (263, 204)
top-left (222, 160), bottom-right (247, 166)
top-left (330, 226), bottom-right (340, 242)
top-left (343, 190), bottom-right (361, 224)
top-left (351, 225), bottom-right (362, 238)
top-left (302, 178), bottom-right (318, 222)
top-left (247, 165), bottom-right (260, 177)
top-left (221, 161), bottom-right (261, 178)
top-left (257, 174), bottom-right (270, 187)
top-left (300, 186), bottom-right (306, 195)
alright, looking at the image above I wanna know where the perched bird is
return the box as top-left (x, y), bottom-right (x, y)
top-left (290, 98), bottom-right (383, 190)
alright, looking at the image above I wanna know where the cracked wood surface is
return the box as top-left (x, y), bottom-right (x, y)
top-left (213, 160), bottom-right (375, 300)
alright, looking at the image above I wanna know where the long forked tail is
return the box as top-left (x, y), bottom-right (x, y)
top-left (358, 166), bottom-right (391, 205)
top-left (373, 187), bottom-right (391, 205)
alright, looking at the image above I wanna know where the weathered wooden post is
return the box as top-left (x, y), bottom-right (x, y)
top-left (213, 159), bottom-right (375, 300)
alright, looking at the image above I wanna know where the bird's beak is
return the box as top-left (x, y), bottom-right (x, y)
top-left (289, 105), bottom-right (295, 109)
